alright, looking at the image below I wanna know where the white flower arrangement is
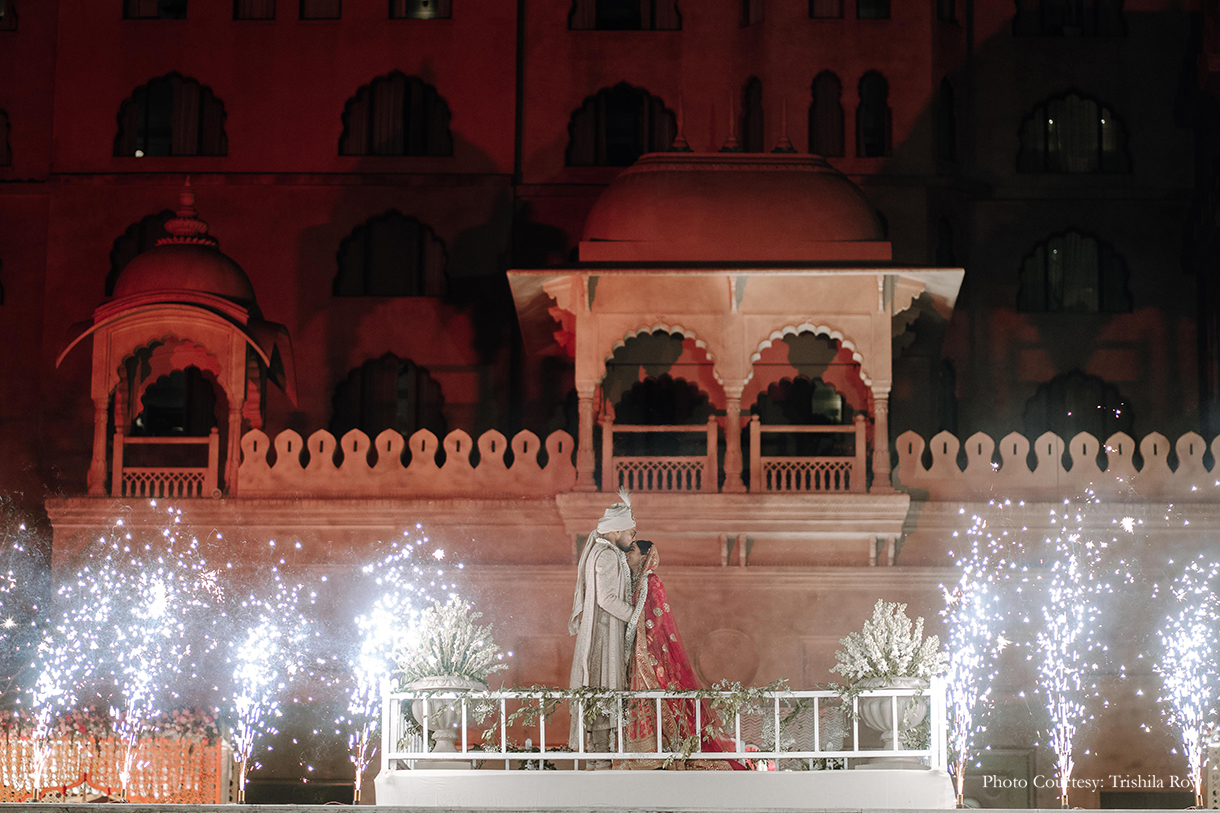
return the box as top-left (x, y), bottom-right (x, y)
top-left (394, 596), bottom-right (509, 686)
top-left (832, 599), bottom-right (948, 684)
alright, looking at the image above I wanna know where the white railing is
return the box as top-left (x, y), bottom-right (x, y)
top-left (602, 417), bottom-right (718, 493)
top-left (749, 416), bottom-right (867, 493)
top-left (112, 428), bottom-right (219, 499)
top-left (381, 679), bottom-right (947, 772)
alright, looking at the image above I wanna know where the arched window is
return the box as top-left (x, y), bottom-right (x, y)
top-left (108, 210), bottom-right (174, 296)
top-left (809, 0), bottom-right (842, 17)
top-left (808, 72), bottom-right (844, 157)
top-left (1013, 0), bottom-right (1124, 35)
top-left (0, 1), bottom-right (16, 30)
top-left (856, 71), bottom-right (890, 157)
top-left (569, 0), bottom-right (681, 29)
top-left (1018, 92), bottom-right (1128, 173)
top-left (334, 211), bottom-right (447, 297)
top-left (936, 78), bottom-right (956, 162)
top-left (1024, 371), bottom-right (1132, 442)
top-left (1017, 231), bottom-right (1131, 313)
top-left (565, 84), bottom-right (676, 167)
top-left (856, 0), bottom-right (888, 18)
top-left (0, 110), bottom-right (10, 166)
top-left (114, 74), bottom-right (227, 157)
top-left (124, 0), bottom-right (187, 18)
top-left (339, 73), bottom-right (453, 156)
top-left (331, 354), bottom-right (447, 441)
top-left (741, 77), bottom-right (765, 153)
top-left (234, 0), bottom-right (275, 19)
top-left (390, 0), bottom-right (451, 18)
top-left (133, 367), bottom-right (217, 437)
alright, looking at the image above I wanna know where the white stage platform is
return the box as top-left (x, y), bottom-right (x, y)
top-left (374, 768), bottom-right (957, 809)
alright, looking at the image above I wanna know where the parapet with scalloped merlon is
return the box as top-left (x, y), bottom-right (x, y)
top-left (895, 430), bottom-right (1219, 501)
top-left (237, 428), bottom-right (577, 497)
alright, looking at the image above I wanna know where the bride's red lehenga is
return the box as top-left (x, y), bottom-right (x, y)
top-left (622, 544), bottom-right (746, 770)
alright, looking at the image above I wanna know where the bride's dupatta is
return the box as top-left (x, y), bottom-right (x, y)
top-left (622, 546), bottom-right (745, 770)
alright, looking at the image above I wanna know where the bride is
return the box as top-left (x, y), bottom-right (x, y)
top-left (622, 540), bottom-right (744, 770)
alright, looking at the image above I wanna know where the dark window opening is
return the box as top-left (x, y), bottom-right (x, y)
top-left (300, 0), bottom-right (341, 18)
top-left (937, 0), bottom-right (955, 21)
top-left (114, 74), bottom-right (228, 157)
top-left (936, 78), bottom-right (956, 162)
top-left (809, 72), bottom-right (845, 157)
top-left (566, 83), bottom-right (676, 167)
top-left (133, 368), bottom-right (217, 438)
top-left (1017, 231), bottom-right (1132, 313)
top-left (124, 0), bottom-right (187, 18)
top-left (856, 71), bottom-right (891, 157)
top-left (752, 377), bottom-right (856, 457)
top-left (1013, 0), bottom-right (1125, 35)
top-left (340, 72), bottom-right (453, 156)
top-left (936, 217), bottom-right (957, 266)
top-left (742, 0), bottom-right (764, 25)
top-left (569, 0), bottom-right (681, 29)
top-left (1024, 371), bottom-right (1132, 443)
top-left (234, 0), bottom-right (275, 18)
top-left (0, 1), bottom-right (16, 30)
top-left (741, 77), bottom-right (765, 153)
top-left (108, 210), bottom-right (175, 296)
top-left (857, 0), bottom-right (889, 18)
top-left (390, 0), bottom-right (451, 18)
top-left (1018, 93), bottom-right (1129, 173)
top-left (334, 211), bottom-right (448, 297)
top-left (331, 354), bottom-right (447, 442)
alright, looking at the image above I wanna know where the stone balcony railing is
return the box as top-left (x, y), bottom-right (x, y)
top-left (237, 428), bottom-right (578, 497)
top-left (896, 429), bottom-right (1220, 501)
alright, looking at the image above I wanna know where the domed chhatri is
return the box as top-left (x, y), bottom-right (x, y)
top-left (578, 152), bottom-right (891, 263)
top-left (112, 178), bottom-right (257, 305)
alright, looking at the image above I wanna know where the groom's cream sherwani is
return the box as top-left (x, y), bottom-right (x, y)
top-left (568, 537), bottom-right (634, 748)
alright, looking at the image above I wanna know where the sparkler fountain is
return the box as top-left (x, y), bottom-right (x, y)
top-left (942, 504), bottom-right (1013, 808)
top-left (1154, 557), bottom-right (1220, 807)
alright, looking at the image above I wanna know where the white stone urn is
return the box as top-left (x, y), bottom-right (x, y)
top-left (404, 675), bottom-right (489, 754)
top-left (855, 676), bottom-right (929, 766)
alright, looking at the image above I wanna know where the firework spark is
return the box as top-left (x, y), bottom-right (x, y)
top-left (1155, 557), bottom-right (1220, 807)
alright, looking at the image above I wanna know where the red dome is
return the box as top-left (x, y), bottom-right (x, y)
top-left (579, 153), bottom-right (888, 262)
top-left (113, 241), bottom-right (256, 304)
top-left (111, 180), bottom-right (257, 305)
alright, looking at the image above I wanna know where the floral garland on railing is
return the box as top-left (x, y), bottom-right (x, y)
top-left (0, 706), bottom-right (219, 742)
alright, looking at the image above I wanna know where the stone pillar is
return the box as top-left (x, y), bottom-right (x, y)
top-left (871, 387), bottom-right (893, 492)
top-left (225, 406), bottom-right (241, 495)
top-left (722, 389), bottom-right (745, 492)
top-left (88, 400), bottom-right (108, 496)
top-left (575, 386), bottom-right (597, 491)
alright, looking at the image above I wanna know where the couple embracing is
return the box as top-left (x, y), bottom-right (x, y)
top-left (567, 490), bottom-right (743, 770)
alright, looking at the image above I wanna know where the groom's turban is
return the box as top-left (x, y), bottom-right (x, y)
top-left (596, 489), bottom-right (635, 533)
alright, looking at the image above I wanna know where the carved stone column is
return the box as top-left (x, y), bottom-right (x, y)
top-left (225, 406), bottom-right (241, 496)
top-left (575, 387), bottom-right (597, 491)
top-left (871, 387), bottom-right (893, 492)
top-left (722, 389), bottom-right (746, 492)
top-left (88, 400), bottom-right (108, 496)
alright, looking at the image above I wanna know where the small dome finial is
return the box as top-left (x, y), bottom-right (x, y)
top-left (772, 97), bottom-right (796, 153)
top-left (160, 176), bottom-right (217, 245)
top-left (671, 92), bottom-right (692, 152)
top-left (719, 89), bottom-right (742, 153)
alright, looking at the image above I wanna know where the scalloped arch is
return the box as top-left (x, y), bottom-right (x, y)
top-left (749, 323), bottom-right (872, 387)
top-left (603, 323), bottom-right (724, 386)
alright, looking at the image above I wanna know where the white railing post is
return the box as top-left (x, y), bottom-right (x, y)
top-left (380, 678), bottom-right (392, 775)
top-left (111, 422), bottom-right (125, 497)
top-left (205, 427), bottom-right (220, 496)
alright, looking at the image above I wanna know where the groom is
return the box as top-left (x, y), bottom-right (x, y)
top-left (568, 490), bottom-right (637, 769)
